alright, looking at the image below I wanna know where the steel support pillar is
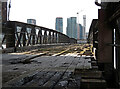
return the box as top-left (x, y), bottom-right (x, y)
top-left (52, 32), bottom-right (55, 43)
top-left (32, 27), bottom-right (35, 45)
top-left (98, 9), bottom-right (115, 88)
top-left (22, 25), bottom-right (26, 46)
top-left (43, 30), bottom-right (47, 44)
top-left (98, 9), bottom-right (113, 63)
top-left (58, 34), bottom-right (62, 43)
top-left (55, 33), bottom-right (57, 43)
top-left (48, 31), bottom-right (51, 44)
top-left (2, 1), bottom-right (7, 24)
top-left (38, 30), bottom-right (42, 44)
top-left (115, 18), bottom-right (120, 88)
top-left (6, 22), bottom-right (15, 48)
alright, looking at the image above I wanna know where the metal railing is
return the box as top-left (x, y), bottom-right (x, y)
top-left (2, 21), bottom-right (77, 49)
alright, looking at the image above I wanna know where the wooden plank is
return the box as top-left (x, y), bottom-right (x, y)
top-left (23, 71), bottom-right (56, 87)
top-left (3, 56), bottom-right (58, 87)
top-left (41, 57), bottom-right (74, 88)
top-left (67, 57), bottom-right (80, 72)
top-left (54, 72), bottom-right (72, 89)
top-left (54, 57), bottom-right (81, 89)
top-left (16, 71), bottom-right (48, 87)
top-left (42, 72), bottom-right (65, 88)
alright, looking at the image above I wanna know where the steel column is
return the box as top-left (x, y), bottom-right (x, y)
top-left (48, 31), bottom-right (51, 44)
top-left (38, 29), bottom-right (42, 44)
top-left (55, 33), bottom-right (58, 43)
top-left (98, 9), bottom-right (113, 63)
top-left (22, 25), bottom-right (26, 46)
top-left (52, 32), bottom-right (55, 43)
top-left (2, 2), bottom-right (7, 24)
top-left (32, 26), bottom-right (35, 45)
top-left (115, 18), bottom-right (120, 87)
top-left (6, 22), bottom-right (15, 48)
top-left (98, 9), bottom-right (115, 88)
top-left (43, 30), bottom-right (47, 44)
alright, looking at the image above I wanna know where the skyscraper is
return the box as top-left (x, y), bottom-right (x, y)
top-left (77, 24), bottom-right (80, 39)
top-left (83, 15), bottom-right (86, 39)
top-left (55, 17), bottom-right (63, 33)
top-left (27, 19), bottom-right (36, 25)
top-left (66, 17), bottom-right (77, 39)
top-left (79, 24), bottom-right (83, 39)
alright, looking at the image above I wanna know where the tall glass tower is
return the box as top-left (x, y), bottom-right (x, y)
top-left (66, 17), bottom-right (77, 39)
top-left (79, 24), bottom-right (83, 39)
top-left (55, 17), bottom-right (63, 33)
top-left (27, 19), bottom-right (36, 25)
top-left (83, 15), bottom-right (86, 39)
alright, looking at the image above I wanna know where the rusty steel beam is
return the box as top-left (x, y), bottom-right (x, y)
top-left (2, 2), bottom-right (7, 24)
top-left (109, 8), bottom-right (120, 22)
top-left (6, 22), bottom-right (15, 48)
top-left (98, 9), bottom-right (114, 63)
top-left (115, 17), bottom-right (120, 87)
top-left (38, 29), bottom-right (42, 44)
top-left (48, 31), bottom-right (51, 44)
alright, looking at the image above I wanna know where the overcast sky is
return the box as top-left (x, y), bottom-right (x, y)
top-left (9, 0), bottom-right (100, 34)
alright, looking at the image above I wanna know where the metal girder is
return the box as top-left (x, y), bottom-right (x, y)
top-left (98, 9), bottom-right (114, 63)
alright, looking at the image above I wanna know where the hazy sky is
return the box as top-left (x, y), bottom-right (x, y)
top-left (9, 0), bottom-right (100, 34)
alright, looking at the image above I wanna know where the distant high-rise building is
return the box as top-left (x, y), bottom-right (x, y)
top-left (55, 17), bottom-right (63, 33)
top-left (27, 19), bottom-right (36, 25)
top-left (77, 24), bottom-right (83, 40)
top-left (79, 24), bottom-right (83, 39)
top-left (66, 17), bottom-right (77, 39)
top-left (86, 32), bottom-right (89, 39)
top-left (77, 24), bottom-right (80, 39)
top-left (83, 15), bottom-right (86, 39)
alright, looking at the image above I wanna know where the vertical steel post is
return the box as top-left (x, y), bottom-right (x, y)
top-left (6, 22), bottom-right (15, 48)
top-left (22, 25), bottom-right (26, 46)
top-left (52, 32), bottom-right (55, 43)
top-left (43, 30), bottom-right (47, 44)
top-left (48, 31), bottom-right (51, 44)
top-left (39, 29), bottom-right (42, 44)
top-left (98, 9), bottom-right (114, 87)
top-left (32, 26), bottom-right (35, 45)
top-left (55, 32), bottom-right (57, 43)
top-left (2, 1), bottom-right (7, 24)
top-left (115, 18), bottom-right (120, 87)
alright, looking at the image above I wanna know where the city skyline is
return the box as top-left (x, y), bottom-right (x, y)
top-left (9, 0), bottom-right (100, 35)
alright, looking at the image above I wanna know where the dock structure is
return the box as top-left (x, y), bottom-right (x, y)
top-left (1, 1), bottom-right (120, 89)
top-left (2, 44), bottom-right (106, 89)
top-left (88, 1), bottom-right (120, 88)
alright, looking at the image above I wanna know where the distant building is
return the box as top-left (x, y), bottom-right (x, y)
top-left (27, 19), bottom-right (36, 25)
top-left (77, 24), bottom-right (80, 39)
top-left (55, 17), bottom-right (63, 33)
top-left (86, 32), bottom-right (89, 39)
top-left (79, 24), bottom-right (83, 39)
top-left (83, 15), bottom-right (86, 39)
top-left (66, 17), bottom-right (77, 39)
